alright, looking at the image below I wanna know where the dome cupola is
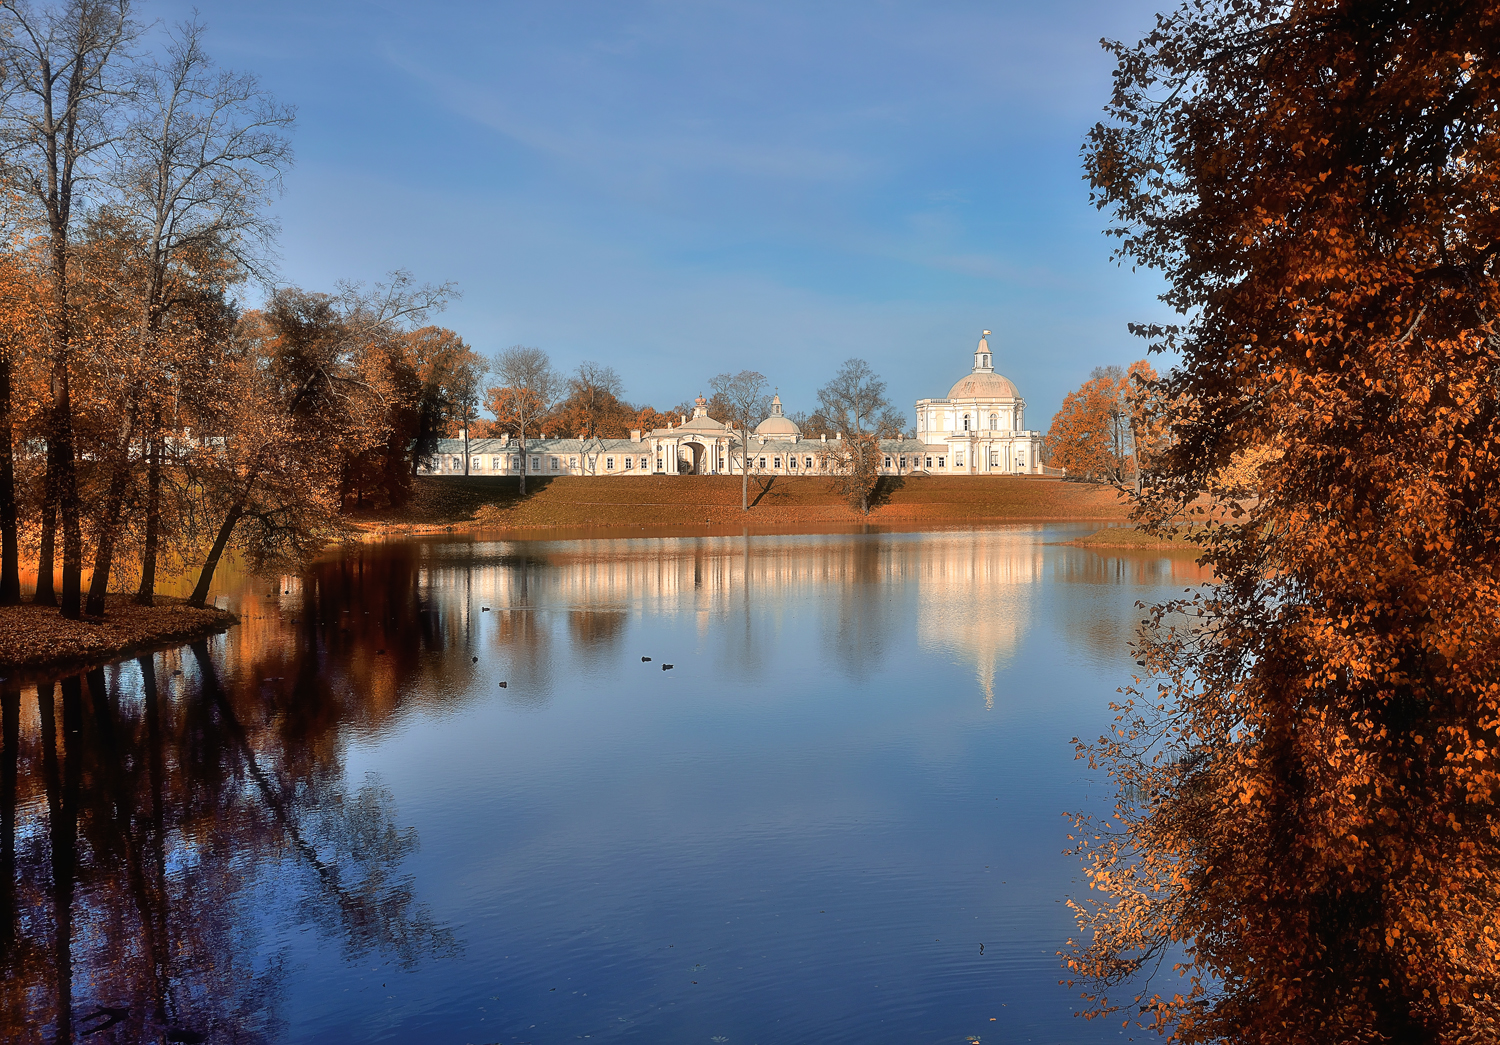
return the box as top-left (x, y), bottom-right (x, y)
top-left (754, 392), bottom-right (801, 439)
top-left (947, 330), bottom-right (1019, 399)
top-left (973, 330), bottom-right (994, 373)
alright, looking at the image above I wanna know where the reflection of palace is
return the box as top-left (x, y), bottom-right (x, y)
top-left (412, 531), bottom-right (1043, 707)
top-left (420, 332), bottom-right (1046, 478)
top-left (915, 531), bottom-right (1043, 708)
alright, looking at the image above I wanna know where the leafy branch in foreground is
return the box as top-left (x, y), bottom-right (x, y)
top-left (1066, 2), bottom-right (1500, 1043)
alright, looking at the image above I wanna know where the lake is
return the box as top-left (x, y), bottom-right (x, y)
top-left (1, 524), bottom-right (1209, 1044)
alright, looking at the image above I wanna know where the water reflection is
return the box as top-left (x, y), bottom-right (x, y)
top-left (4, 527), bottom-right (1213, 1044)
top-left (1, 644), bottom-right (451, 1043)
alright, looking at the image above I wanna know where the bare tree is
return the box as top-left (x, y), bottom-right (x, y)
top-left (101, 16), bottom-right (294, 611)
top-left (709, 369), bottom-right (768, 510)
top-left (0, 0), bottom-right (138, 618)
top-left (566, 361), bottom-right (623, 439)
top-left (817, 358), bottom-right (894, 513)
top-left (816, 358), bottom-right (891, 437)
top-left (875, 407), bottom-right (909, 439)
top-left (491, 346), bottom-right (557, 495)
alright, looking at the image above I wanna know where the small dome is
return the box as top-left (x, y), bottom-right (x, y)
top-left (755, 392), bottom-right (801, 438)
top-left (948, 371), bottom-right (1019, 400)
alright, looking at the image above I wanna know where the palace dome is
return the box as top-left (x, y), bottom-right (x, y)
top-left (947, 371), bottom-right (1019, 400)
top-left (755, 393), bottom-right (801, 438)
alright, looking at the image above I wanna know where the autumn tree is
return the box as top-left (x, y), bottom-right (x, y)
top-left (401, 325), bottom-right (484, 480)
top-left (185, 279), bottom-right (447, 607)
top-left (709, 369), bottom-right (768, 510)
top-left (1066, 3), bottom-right (1500, 1043)
top-left (0, 244), bottom-right (46, 604)
top-left (0, 0), bottom-right (137, 618)
top-left (790, 408), bottom-right (837, 440)
top-left (487, 345), bottom-right (558, 496)
top-left (109, 15), bottom-right (293, 607)
top-left (631, 404), bottom-right (676, 434)
top-left (817, 358), bottom-right (893, 513)
top-left (1045, 367), bottom-right (1134, 483)
top-left (560, 361), bottom-right (625, 440)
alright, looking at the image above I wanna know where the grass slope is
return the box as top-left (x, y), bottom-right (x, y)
top-left (357, 474), bottom-right (1130, 531)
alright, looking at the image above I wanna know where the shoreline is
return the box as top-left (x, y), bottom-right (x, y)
top-left (0, 595), bottom-right (239, 682)
top-left (1063, 524), bottom-right (1206, 550)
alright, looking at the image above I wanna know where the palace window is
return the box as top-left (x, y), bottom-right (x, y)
top-left (788, 456), bottom-right (797, 469)
top-left (624, 456), bottom-right (633, 469)
top-left (641, 457), bottom-right (650, 470)
top-left (990, 450), bottom-right (999, 466)
top-left (773, 457), bottom-right (781, 468)
top-left (569, 456), bottom-right (578, 468)
top-left (963, 413), bottom-right (970, 431)
top-left (989, 413), bottom-right (998, 430)
top-left (925, 457), bottom-right (932, 468)
top-left (532, 457), bottom-right (540, 471)
top-left (589, 456), bottom-right (597, 470)
top-left (982, 353), bottom-right (990, 367)
top-left (656, 456), bottom-right (663, 470)
top-left (938, 457), bottom-right (946, 468)
top-left (954, 454), bottom-right (964, 467)
top-left (884, 456), bottom-right (892, 468)
top-left (550, 457), bottom-right (559, 470)
top-left (805, 456), bottom-right (812, 469)
top-left (606, 457), bottom-right (615, 470)
top-left (899, 456), bottom-right (906, 468)
top-left (451, 457), bottom-right (461, 470)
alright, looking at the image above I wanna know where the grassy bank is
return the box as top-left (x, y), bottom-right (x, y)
top-left (1068, 524), bottom-right (1207, 549)
top-left (0, 596), bottom-right (237, 677)
top-left (354, 474), bottom-right (1132, 532)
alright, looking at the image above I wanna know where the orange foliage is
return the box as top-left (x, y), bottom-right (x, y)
top-left (1068, 3), bottom-right (1500, 1043)
top-left (1045, 362), bottom-right (1160, 484)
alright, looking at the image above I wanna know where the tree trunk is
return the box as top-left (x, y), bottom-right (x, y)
top-left (463, 425), bottom-right (470, 476)
top-left (84, 433), bottom-right (137, 617)
top-left (518, 425), bottom-right (527, 496)
top-left (189, 479), bottom-right (252, 608)
top-left (741, 426), bottom-right (749, 510)
top-left (135, 427), bottom-right (162, 605)
top-left (84, 406), bottom-right (139, 616)
top-left (0, 351), bottom-right (18, 604)
top-left (44, 232), bottom-right (84, 619)
top-left (33, 473), bottom-right (57, 606)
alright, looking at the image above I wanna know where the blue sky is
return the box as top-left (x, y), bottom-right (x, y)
top-left (148, 0), bottom-right (1175, 428)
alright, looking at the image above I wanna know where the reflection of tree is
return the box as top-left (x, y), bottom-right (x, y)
top-left (825, 537), bottom-right (897, 681)
top-left (568, 609), bottom-right (627, 651)
top-left (1047, 548), bottom-right (1214, 664)
top-left (192, 643), bottom-right (452, 969)
top-left (0, 635), bottom-right (452, 1042)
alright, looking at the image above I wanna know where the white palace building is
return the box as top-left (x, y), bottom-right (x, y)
top-left (419, 331), bottom-right (1045, 479)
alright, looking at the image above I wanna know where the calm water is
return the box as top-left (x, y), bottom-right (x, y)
top-left (1, 525), bottom-right (1209, 1044)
